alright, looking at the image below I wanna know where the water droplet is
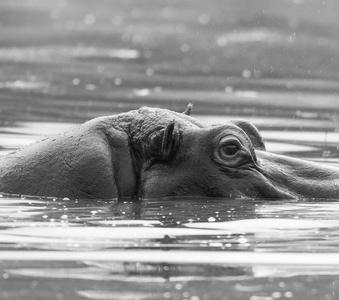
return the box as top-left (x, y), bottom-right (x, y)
top-left (284, 291), bottom-right (293, 298)
top-left (223, 86), bottom-right (232, 93)
top-left (114, 78), bottom-right (122, 85)
top-left (183, 292), bottom-right (190, 298)
top-left (238, 237), bottom-right (248, 244)
top-left (208, 217), bottom-right (216, 222)
top-left (272, 292), bottom-right (282, 298)
top-left (217, 36), bottom-right (228, 47)
top-left (84, 14), bottom-right (96, 25)
top-left (242, 69), bottom-right (252, 78)
top-left (85, 84), bottom-right (97, 91)
top-left (56, 293), bottom-right (64, 300)
top-left (164, 292), bottom-right (172, 299)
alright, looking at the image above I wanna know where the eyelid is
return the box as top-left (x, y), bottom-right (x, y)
top-left (218, 136), bottom-right (242, 148)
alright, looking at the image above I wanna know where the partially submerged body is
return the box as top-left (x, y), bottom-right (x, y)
top-left (1, 106), bottom-right (339, 200)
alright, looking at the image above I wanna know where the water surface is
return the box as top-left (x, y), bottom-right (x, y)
top-left (2, 194), bottom-right (339, 300)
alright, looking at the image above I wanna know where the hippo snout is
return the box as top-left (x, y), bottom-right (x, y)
top-left (254, 151), bottom-right (339, 199)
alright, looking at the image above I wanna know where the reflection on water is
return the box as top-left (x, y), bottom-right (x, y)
top-left (2, 196), bottom-right (339, 253)
top-left (1, 195), bottom-right (339, 299)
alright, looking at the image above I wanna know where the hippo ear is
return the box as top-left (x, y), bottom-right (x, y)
top-left (229, 119), bottom-right (266, 151)
top-left (182, 103), bottom-right (193, 115)
top-left (145, 122), bottom-right (182, 161)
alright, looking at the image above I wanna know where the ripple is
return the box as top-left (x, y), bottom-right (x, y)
top-left (0, 46), bottom-right (140, 62)
top-left (76, 290), bottom-right (160, 300)
top-left (217, 29), bottom-right (295, 47)
top-left (183, 218), bottom-right (339, 232)
top-left (0, 80), bottom-right (50, 90)
top-left (2, 250), bottom-right (339, 266)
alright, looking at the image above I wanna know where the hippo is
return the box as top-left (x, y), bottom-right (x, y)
top-left (0, 106), bottom-right (339, 200)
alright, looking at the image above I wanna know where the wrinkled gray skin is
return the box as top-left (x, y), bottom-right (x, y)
top-left (1, 106), bottom-right (339, 200)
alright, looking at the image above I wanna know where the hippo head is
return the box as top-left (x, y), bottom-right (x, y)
top-left (1, 106), bottom-right (339, 200)
top-left (128, 107), bottom-right (339, 200)
top-left (139, 121), bottom-right (268, 198)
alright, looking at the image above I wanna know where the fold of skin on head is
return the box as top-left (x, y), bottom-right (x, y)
top-left (0, 106), bottom-right (339, 200)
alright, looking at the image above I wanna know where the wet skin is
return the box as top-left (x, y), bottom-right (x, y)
top-left (0, 106), bottom-right (339, 200)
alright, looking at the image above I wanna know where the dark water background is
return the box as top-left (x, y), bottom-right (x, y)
top-left (1, 0), bottom-right (339, 299)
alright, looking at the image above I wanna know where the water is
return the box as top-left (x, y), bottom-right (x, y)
top-left (1, 195), bottom-right (339, 299)
top-left (2, 197), bottom-right (339, 300)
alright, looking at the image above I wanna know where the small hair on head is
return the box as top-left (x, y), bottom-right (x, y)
top-left (182, 103), bottom-right (193, 115)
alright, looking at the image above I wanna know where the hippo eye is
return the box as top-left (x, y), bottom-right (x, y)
top-left (218, 137), bottom-right (241, 160)
top-left (213, 135), bottom-right (255, 168)
top-left (221, 144), bottom-right (238, 156)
